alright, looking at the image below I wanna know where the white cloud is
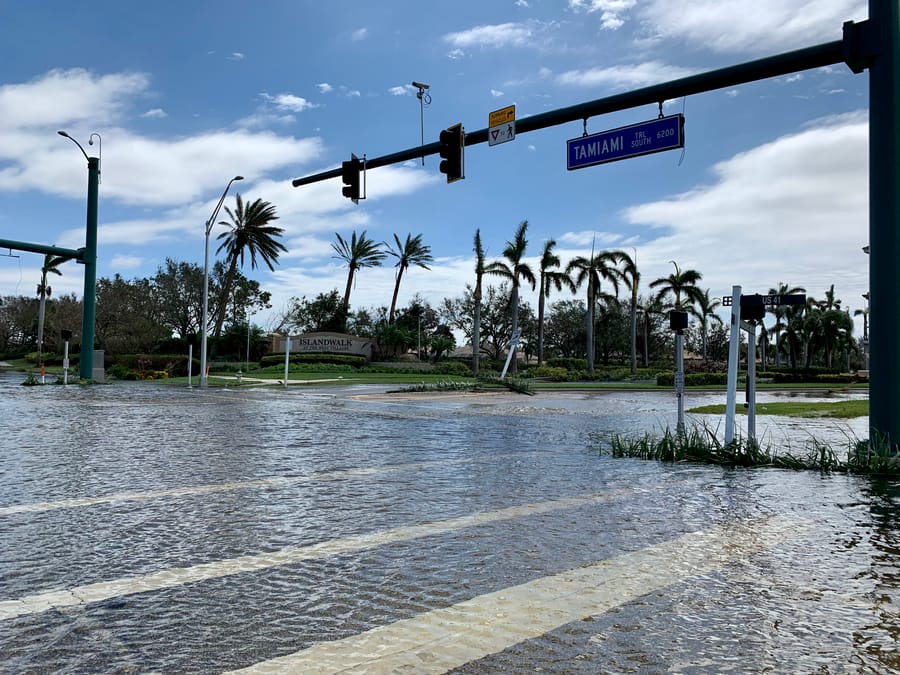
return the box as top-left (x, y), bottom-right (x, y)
top-left (558, 230), bottom-right (634, 247)
top-left (0, 68), bottom-right (149, 129)
top-left (490, 89), bottom-right (505, 98)
top-left (227, 52), bottom-right (245, 61)
top-left (556, 61), bottom-right (695, 88)
top-left (110, 254), bottom-right (143, 269)
top-left (622, 112), bottom-right (869, 311)
top-left (141, 108), bottom-right (167, 119)
top-left (262, 93), bottom-right (317, 113)
top-left (638, 0), bottom-right (866, 54)
top-left (317, 83), bottom-right (333, 94)
top-left (388, 86), bottom-right (411, 96)
top-left (352, 28), bottom-right (368, 41)
top-left (568, 0), bottom-right (637, 29)
top-left (443, 22), bottom-right (534, 49)
top-left (447, 49), bottom-right (466, 60)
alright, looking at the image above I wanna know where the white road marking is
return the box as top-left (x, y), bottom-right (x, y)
top-left (227, 515), bottom-right (810, 675)
top-left (0, 491), bottom-right (625, 621)
top-left (0, 453), bottom-right (545, 517)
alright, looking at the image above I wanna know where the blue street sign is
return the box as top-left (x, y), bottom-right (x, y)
top-left (567, 114), bottom-right (684, 170)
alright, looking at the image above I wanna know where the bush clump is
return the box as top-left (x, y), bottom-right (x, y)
top-left (433, 361), bottom-right (473, 376)
top-left (259, 352), bottom-right (367, 368)
top-left (545, 357), bottom-right (587, 371)
top-left (657, 371), bottom-right (728, 387)
top-left (524, 366), bottom-right (568, 381)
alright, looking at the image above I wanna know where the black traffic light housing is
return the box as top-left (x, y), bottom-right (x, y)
top-left (439, 124), bottom-right (464, 183)
top-left (669, 309), bottom-right (688, 333)
top-left (341, 153), bottom-right (364, 203)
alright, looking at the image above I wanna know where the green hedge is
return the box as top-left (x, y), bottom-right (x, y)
top-left (105, 354), bottom-right (197, 377)
top-left (259, 352), bottom-right (367, 368)
top-left (433, 361), bottom-right (473, 376)
top-left (545, 357), bottom-right (587, 371)
top-left (759, 371), bottom-right (867, 384)
top-left (524, 366), bottom-right (568, 381)
top-left (656, 372), bottom-right (729, 387)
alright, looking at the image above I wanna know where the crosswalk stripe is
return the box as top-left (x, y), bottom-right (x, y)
top-left (0, 491), bottom-right (626, 621)
top-left (226, 515), bottom-right (809, 675)
top-left (0, 452), bottom-right (543, 517)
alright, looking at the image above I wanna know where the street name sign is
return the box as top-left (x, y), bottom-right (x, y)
top-left (567, 114), bottom-right (684, 170)
top-left (722, 294), bottom-right (807, 307)
top-left (488, 105), bottom-right (516, 147)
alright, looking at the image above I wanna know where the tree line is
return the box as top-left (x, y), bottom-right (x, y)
top-left (0, 195), bottom-right (865, 373)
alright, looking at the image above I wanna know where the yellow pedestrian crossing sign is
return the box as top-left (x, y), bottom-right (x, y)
top-left (488, 105), bottom-right (515, 147)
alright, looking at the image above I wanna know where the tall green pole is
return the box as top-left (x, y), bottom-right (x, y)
top-left (868, 0), bottom-right (900, 448)
top-left (79, 156), bottom-right (100, 381)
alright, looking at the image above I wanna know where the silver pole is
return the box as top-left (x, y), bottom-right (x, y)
top-left (747, 323), bottom-right (757, 442)
top-left (63, 340), bottom-right (69, 385)
top-left (199, 176), bottom-right (243, 389)
top-left (725, 285), bottom-right (742, 444)
top-left (675, 331), bottom-right (685, 434)
top-left (187, 343), bottom-right (193, 388)
top-left (283, 336), bottom-right (291, 388)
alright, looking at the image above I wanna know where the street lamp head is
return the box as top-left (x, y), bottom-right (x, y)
top-left (234, 175), bottom-right (244, 182)
top-left (57, 130), bottom-right (70, 138)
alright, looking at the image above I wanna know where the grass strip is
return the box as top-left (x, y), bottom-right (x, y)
top-left (688, 400), bottom-right (868, 419)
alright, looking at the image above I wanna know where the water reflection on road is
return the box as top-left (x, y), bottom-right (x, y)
top-left (0, 371), bottom-right (896, 673)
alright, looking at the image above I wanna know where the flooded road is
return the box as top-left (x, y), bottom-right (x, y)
top-left (0, 371), bottom-right (897, 673)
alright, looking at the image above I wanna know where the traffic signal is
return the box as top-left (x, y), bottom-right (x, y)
top-left (439, 123), bottom-right (464, 183)
top-left (341, 154), bottom-right (362, 203)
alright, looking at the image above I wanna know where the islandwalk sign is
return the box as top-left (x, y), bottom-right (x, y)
top-left (567, 114), bottom-right (684, 170)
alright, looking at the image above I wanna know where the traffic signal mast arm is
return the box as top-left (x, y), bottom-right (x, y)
top-left (292, 32), bottom-right (855, 189)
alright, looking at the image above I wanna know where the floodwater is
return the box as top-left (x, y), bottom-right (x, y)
top-left (0, 370), bottom-right (896, 673)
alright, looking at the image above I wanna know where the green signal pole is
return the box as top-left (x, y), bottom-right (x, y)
top-left (78, 156), bottom-right (100, 381)
top-left (868, 0), bottom-right (900, 449)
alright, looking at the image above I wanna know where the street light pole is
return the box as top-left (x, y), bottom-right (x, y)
top-left (199, 175), bottom-right (243, 389)
top-left (58, 131), bottom-right (100, 381)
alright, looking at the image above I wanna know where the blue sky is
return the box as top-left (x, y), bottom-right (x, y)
top-left (0, 1), bottom-right (871, 334)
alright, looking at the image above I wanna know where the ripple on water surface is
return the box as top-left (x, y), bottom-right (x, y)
top-left (0, 375), bottom-right (896, 673)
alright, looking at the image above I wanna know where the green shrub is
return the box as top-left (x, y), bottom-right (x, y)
top-left (259, 352), bottom-right (367, 368)
top-left (433, 361), bottom-right (472, 376)
top-left (105, 354), bottom-right (195, 377)
top-left (525, 366), bottom-right (568, 381)
top-left (546, 357), bottom-right (587, 371)
top-left (656, 372), bottom-right (728, 386)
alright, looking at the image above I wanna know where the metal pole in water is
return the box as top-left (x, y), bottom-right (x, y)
top-left (187, 344), bottom-right (193, 388)
top-left (675, 330), bottom-right (685, 434)
top-left (725, 286), bottom-right (742, 444)
top-left (747, 323), bottom-right (757, 442)
top-left (283, 336), bottom-right (291, 388)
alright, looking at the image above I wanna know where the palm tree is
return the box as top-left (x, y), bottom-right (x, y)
top-left (472, 229), bottom-right (487, 373)
top-left (768, 282), bottom-right (806, 366)
top-left (332, 230), bottom-right (386, 314)
top-left (649, 260), bottom-right (704, 313)
top-left (385, 233), bottom-right (433, 323)
top-left (537, 239), bottom-right (575, 366)
top-left (692, 288), bottom-right (723, 361)
top-left (213, 195), bottom-right (285, 338)
top-left (485, 220), bottom-right (535, 375)
top-left (566, 245), bottom-right (621, 375)
top-left (36, 254), bottom-right (68, 363)
top-left (617, 249), bottom-right (640, 374)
